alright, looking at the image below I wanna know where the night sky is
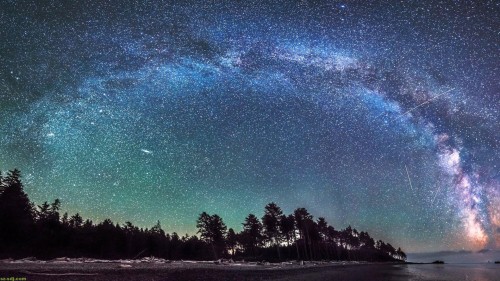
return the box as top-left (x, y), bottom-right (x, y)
top-left (1, 0), bottom-right (498, 253)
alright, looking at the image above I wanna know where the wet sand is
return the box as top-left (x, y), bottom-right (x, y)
top-left (0, 261), bottom-right (414, 281)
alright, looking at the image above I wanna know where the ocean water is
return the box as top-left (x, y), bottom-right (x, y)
top-left (403, 263), bottom-right (500, 281)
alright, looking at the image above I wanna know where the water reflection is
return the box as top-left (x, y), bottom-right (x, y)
top-left (406, 264), bottom-right (499, 281)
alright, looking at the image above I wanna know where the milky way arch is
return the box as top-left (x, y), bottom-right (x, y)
top-left (1, 1), bottom-right (498, 252)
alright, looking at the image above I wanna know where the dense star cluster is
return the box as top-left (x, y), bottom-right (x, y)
top-left (0, 1), bottom-right (498, 253)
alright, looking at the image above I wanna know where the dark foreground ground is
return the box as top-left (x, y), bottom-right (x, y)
top-left (1, 260), bottom-right (499, 281)
top-left (0, 262), bottom-right (404, 281)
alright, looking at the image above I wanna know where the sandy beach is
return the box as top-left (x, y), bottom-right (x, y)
top-left (0, 259), bottom-right (422, 281)
top-left (2, 258), bottom-right (499, 280)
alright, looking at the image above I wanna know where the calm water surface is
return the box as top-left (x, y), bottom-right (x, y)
top-left (402, 263), bottom-right (499, 281)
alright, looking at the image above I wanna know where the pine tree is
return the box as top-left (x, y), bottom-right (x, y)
top-left (241, 214), bottom-right (263, 257)
top-left (0, 169), bottom-right (35, 257)
top-left (262, 202), bottom-right (283, 260)
top-left (196, 212), bottom-right (227, 259)
top-left (226, 228), bottom-right (237, 257)
top-left (294, 208), bottom-right (313, 260)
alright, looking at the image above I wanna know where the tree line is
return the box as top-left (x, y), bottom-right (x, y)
top-left (0, 169), bottom-right (406, 262)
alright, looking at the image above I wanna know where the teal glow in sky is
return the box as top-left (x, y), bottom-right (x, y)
top-left (1, 1), bottom-right (499, 252)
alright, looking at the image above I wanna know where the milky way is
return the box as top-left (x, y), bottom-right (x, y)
top-left (1, 1), bottom-right (498, 252)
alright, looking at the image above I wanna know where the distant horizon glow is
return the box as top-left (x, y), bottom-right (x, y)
top-left (1, 1), bottom-right (498, 253)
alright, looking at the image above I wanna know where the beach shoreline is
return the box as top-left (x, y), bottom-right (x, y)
top-left (0, 259), bottom-right (411, 281)
top-left (2, 259), bottom-right (498, 281)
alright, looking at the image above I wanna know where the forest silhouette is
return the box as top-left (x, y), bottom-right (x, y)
top-left (0, 169), bottom-right (406, 262)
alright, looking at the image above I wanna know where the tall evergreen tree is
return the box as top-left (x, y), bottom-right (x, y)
top-left (226, 228), bottom-right (237, 257)
top-left (280, 214), bottom-right (295, 247)
top-left (293, 208), bottom-right (313, 260)
top-left (396, 247), bottom-right (407, 261)
top-left (241, 214), bottom-right (263, 257)
top-left (196, 212), bottom-right (227, 259)
top-left (69, 213), bottom-right (83, 228)
top-left (262, 202), bottom-right (283, 260)
top-left (0, 169), bottom-right (35, 257)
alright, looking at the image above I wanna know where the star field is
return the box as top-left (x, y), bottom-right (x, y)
top-left (0, 0), bottom-right (499, 252)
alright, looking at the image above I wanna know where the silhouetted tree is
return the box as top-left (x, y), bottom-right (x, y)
top-left (61, 212), bottom-right (69, 226)
top-left (197, 212), bottom-right (212, 246)
top-left (226, 228), bottom-right (237, 257)
top-left (262, 202), bottom-right (283, 260)
top-left (69, 213), bottom-right (83, 228)
top-left (196, 212), bottom-right (227, 259)
top-left (280, 214), bottom-right (295, 246)
top-left (359, 231), bottom-right (375, 249)
top-left (0, 169), bottom-right (35, 257)
top-left (241, 214), bottom-right (263, 257)
top-left (326, 226), bottom-right (340, 260)
top-left (0, 171), bottom-right (4, 193)
top-left (316, 217), bottom-right (329, 259)
top-left (151, 220), bottom-right (165, 236)
top-left (294, 208), bottom-right (313, 260)
top-left (0, 169), bottom-right (408, 262)
top-left (396, 247), bottom-right (407, 261)
top-left (147, 221), bottom-right (167, 257)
